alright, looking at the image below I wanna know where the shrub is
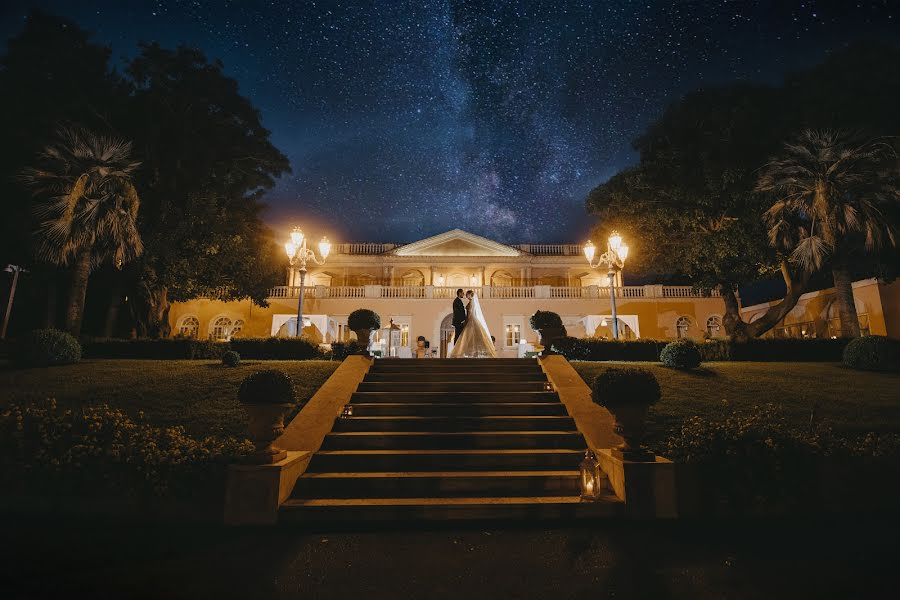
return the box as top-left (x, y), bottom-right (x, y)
top-left (530, 310), bottom-right (564, 330)
top-left (660, 339), bottom-right (702, 369)
top-left (238, 370), bottom-right (296, 404)
top-left (331, 340), bottom-right (361, 360)
top-left (81, 338), bottom-right (227, 360)
top-left (13, 329), bottom-right (82, 367)
top-left (553, 336), bottom-right (849, 362)
top-left (221, 350), bottom-right (241, 367)
top-left (231, 337), bottom-right (320, 360)
top-left (348, 309), bottom-right (381, 331)
top-left (0, 399), bottom-right (252, 498)
top-left (591, 367), bottom-right (661, 407)
top-left (843, 335), bottom-right (900, 372)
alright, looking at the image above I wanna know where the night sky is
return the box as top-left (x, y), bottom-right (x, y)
top-left (2, 1), bottom-right (900, 244)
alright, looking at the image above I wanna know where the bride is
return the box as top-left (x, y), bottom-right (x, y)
top-left (450, 290), bottom-right (497, 358)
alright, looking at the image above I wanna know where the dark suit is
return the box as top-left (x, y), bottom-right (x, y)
top-left (452, 296), bottom-right (467, 342)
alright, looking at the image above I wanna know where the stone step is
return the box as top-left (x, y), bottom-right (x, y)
top-left (363, 372), bottom-right (547, 382)
top-left (357, 381), bottom-right (549, 392)
top-left (332, 416), bottom-right (576, 432)
top-left (279, 495), bottom-right (623, 522)
top-left (321, 431), bottom-right (585, 450)
top-left (306, 449), bottom-right (586, 472)
top-left (351, 391), bottom-right (560, 403)
top-left (348, 402), bottom-right (569, 417)
top-left (291, 470), bottom-right (581, 499)
top-left (370, 363), bottom-right (543, 371)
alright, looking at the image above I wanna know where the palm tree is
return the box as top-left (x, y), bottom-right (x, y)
top-left (23, 127), bottom-right (143, 335)
top-left (757, 130), bottom-right (898, 337)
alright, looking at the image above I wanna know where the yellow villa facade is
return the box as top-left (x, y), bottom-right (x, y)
top-left (168, 229), bottom-right (900, 357)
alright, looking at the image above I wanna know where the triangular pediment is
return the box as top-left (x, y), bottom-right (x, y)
top-left (393, 229), bottom-right (521, 257)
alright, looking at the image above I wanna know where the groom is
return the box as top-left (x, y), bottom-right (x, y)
top-left (452, 288), bottom-right (467, 342)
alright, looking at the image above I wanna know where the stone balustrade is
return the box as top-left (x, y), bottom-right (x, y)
top-left (267, 284), bottom-right (720, 299)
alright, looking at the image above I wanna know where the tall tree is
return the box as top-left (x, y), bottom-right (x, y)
top-left (587, 84), bottom-right (810, 339)
top-left (22, 127), bottom-right (143, 335)
top-left (123, 44), bottom-right (290, 337)
top-left (757, 130), bottom-right (899, 337)
top-left (0, 11), bottom-right (126, 332)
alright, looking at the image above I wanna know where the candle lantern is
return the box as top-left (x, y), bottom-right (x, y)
top-left (380, 319), bottom-right (402, 358)
top-left (341, 404), bottom-right (353, 418)
top-left (579, 450), bottom-right (602, 501)
top-left (544, 381), bottom-right (554, 392)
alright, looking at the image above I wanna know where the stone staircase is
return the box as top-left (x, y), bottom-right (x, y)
top-left (280, 358), bottom-right (621, 522)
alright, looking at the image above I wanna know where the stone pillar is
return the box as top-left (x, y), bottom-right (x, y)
top-left (364, 285), bottom-right (382, 298)
top-left (519, 267), bottom-right (526, 286)
top-left (535, 285), bottom-right (551, 299)
top-left (425, 285), bottom-right (434, 299)
top-left (428, 267), bottom-right (434, 285)
top-left (388, 265), bottom-right (395, 286)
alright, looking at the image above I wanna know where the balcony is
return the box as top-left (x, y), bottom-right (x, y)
top-left (267, 284), bottom-right (721, 300)
top-left (327, 242), bottom-right (585, 256)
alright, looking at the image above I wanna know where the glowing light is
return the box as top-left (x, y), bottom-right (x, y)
top-left (436, 274), bottom-right (445, 286)
top-left (619, 244), bottom-right (629, 261)
top-left (470, 275), bottom-right (477, 286)
top-left (608, 231), bottom-right (623, 253)
top-left (284, 241), bottom-right (296, 258)
top-left (290, 227), bottom-right (304, 245)
top-left (319, 236), bottom-right (331, 259)
top-left (583, 240), bottom-right (596, 263)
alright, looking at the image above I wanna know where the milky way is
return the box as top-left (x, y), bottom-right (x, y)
top-left (3, 0), bottom-right (900, 243)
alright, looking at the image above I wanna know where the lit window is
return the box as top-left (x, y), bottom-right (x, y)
top-left (706, 316), bottom-right (722, 337)
top-left (231, 319), bottom-right (244, 338)
top-left (211, 316), bottom-right (233, 340)
top-left (675, 316), bottom-right (690, 339)
top-left (178, 316), bottom-right (199, 338)
top-left (505, 323), bottom-right (521, 347)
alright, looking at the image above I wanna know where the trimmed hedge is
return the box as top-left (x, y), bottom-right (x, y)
top-left (660, 339), bottom-right (702, 369)
top-left (552, 336), bottom-right (851, 362)
top-left (230, 337), bottom-right (320, 360)
top-left (843, 336), bottom-right (900, 372)
top-left (13, 329), bottom-right (82, 367)
top-left (591, 367), bottom-right (661, 407)
top-left (82, 336), bottom-right (321, 360)
top-left (238, 369), bottom-right (296, 404)
top-left (221, 350), bottom-right (241, 367)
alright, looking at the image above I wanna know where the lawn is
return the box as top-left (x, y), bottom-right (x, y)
top-left (571, 361), bottom-right (900, 441)
top-left (0, 359), bottom-right (340, 439)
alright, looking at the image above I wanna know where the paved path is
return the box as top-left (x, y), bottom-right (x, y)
top-left (1, 518), bottom-right (896, 599)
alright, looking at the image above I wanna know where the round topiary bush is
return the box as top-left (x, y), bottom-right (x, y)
top-left (348, 309), bottom-right (381, 331)
top-left (221, 350), bottom-right (241, 367)
top-left (14, 329), bottom-right (82, 367)
top-left (591, 367), bottom-right (661, 408)
top-left (843, 335), bottom-right (900, 372)
top-left (530, 310), bottom-right (564, 331)
top-left (238, 370), bottom-right (296, 404)
top-left (660, 339), bottom-right (702, 370)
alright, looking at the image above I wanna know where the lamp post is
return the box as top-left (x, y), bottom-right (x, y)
top-left (2, 265), bottom-right (27, 340)
top-left (284, 227), bottom-right (331, 337)
top-left (583, 232), bottom-right (629, 340)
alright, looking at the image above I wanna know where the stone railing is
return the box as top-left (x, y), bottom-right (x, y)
top-left (267, 284), bottom-right (720, 300)
top-left (512, 244), bottom-right (583, 256)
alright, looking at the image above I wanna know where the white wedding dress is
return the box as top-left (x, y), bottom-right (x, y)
top-left (449, 294), bottom-right (497, 358)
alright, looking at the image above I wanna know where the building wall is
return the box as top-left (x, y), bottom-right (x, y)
top-left (169, 293), bottom-right (727, 357)
top-left (739, 278), bottom-right (899, 338)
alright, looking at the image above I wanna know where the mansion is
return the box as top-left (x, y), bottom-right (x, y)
top-left (169, 229), bottom-right (900, 357)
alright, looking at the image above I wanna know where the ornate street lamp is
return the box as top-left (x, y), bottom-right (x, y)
top-left (284, 227), bottom-right (331, 337)
top-left (583, 231), bottom-right (629, 340)
top-left (2, 264), bottom-right (28, 339)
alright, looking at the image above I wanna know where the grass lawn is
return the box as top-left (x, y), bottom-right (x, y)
top-left (571, 361), bottom-right (900, 441)
top-left (0, 359), bottom-right (340, 439)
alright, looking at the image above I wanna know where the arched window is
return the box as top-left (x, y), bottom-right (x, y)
top-left (676, 316), bottom-right (691, 339)
top-left (211, 316), bottom-right (233, 340)
top-left (706, 315), bottom-right (722, 337)
top-left (177, 316), bottom-right (200, 339)
top-left (231, 319), bottom-right (245, 338)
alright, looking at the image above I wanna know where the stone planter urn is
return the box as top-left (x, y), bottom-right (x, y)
top-left (352, 329), bottom-right (374, 354)
top-left (591, 367), bottom-right (661, 462)
top-left (238, 369), bottom-right (296, 464)
top-left (537, 327), bottom-right (567, 355)
top-left (348, 309), bottom-right (381, 356)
